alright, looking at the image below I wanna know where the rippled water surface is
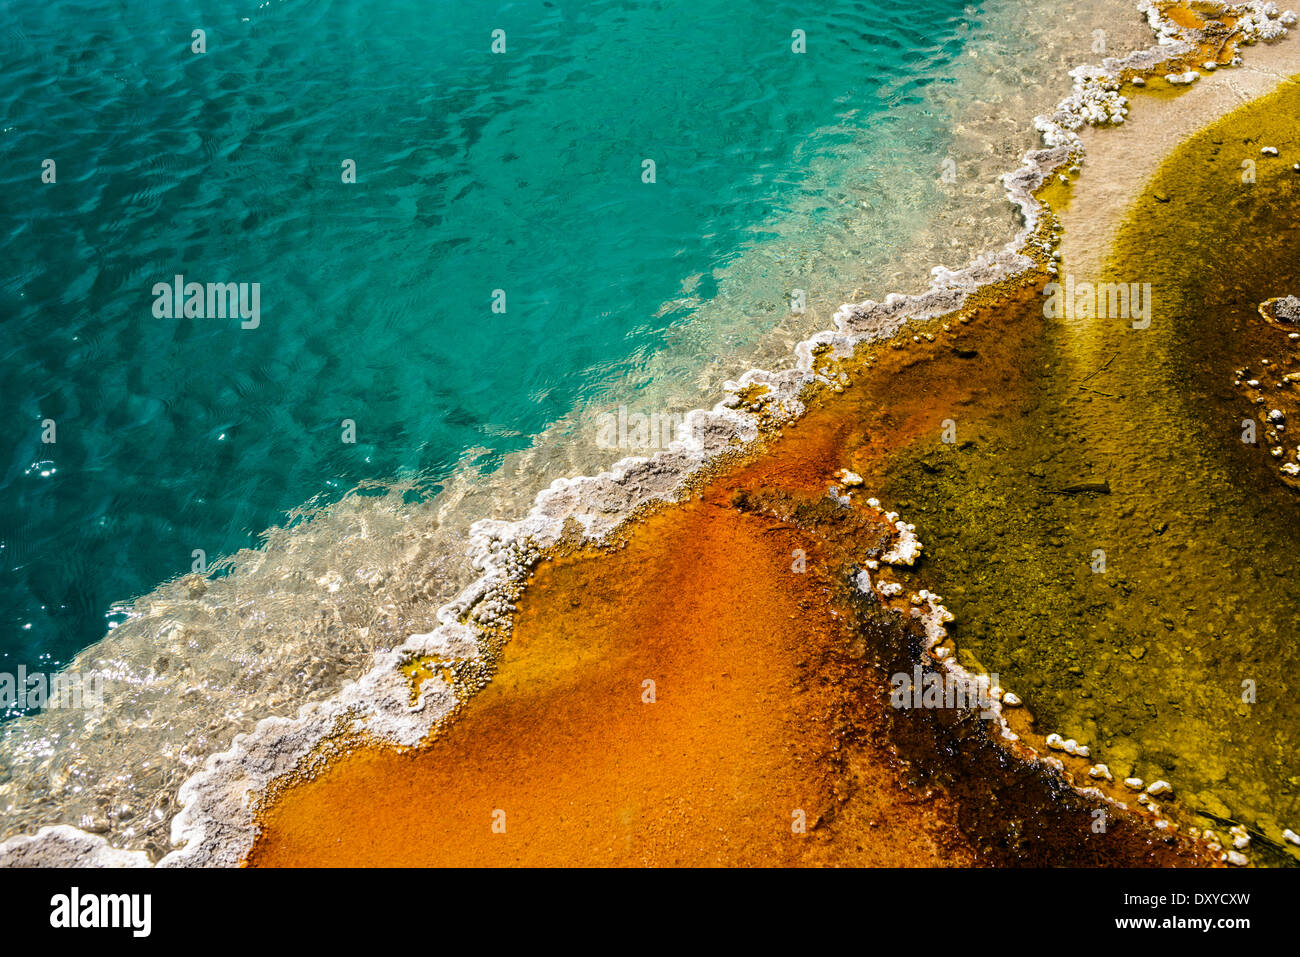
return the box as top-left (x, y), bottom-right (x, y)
top-left (0, 0), bottom-right (988, 668)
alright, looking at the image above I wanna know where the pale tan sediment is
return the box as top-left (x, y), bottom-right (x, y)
top-left (1062, 40), bottom-right (1300, 279)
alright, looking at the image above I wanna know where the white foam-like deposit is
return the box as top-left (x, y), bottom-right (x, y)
top-left (0, 826), bottom-right (151, 868)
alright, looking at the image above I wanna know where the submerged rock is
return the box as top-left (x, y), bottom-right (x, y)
top-left (1260, 295), bottom-right (1300, 324)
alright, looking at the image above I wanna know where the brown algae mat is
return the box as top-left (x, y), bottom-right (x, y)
top-left (879, 76), bottom-right (1300, 864)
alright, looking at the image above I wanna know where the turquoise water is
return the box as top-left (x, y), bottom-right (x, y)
top-left (0, 0), bottom-right (977, 683)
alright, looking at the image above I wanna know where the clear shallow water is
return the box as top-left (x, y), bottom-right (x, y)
top-left (0, 0), bottom-right (1158, 853)
top-left (1, 0), bottom-right (982, 673)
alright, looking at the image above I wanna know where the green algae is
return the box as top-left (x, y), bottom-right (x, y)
top-left (880, 76), bottom-right (1300, 863)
